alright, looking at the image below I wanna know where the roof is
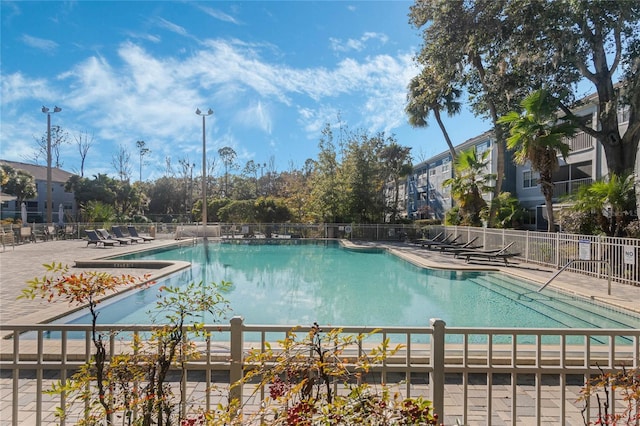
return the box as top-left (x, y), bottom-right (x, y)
top-left (0, 160), bottom-right (75, 183)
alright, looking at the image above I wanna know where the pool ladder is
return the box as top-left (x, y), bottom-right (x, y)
top-left (537, 259), bottom-right (612, 295)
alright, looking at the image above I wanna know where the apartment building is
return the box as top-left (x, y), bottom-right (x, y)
top-left (0, 160), bottom-right (77, 223)
top-left (402, 131), bottom-right (516, 222)
top-left (396, 93), bottom-right (632, 231)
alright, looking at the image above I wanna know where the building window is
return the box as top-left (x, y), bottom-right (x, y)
top-left (429, 189), bottom-right (436, 201)
top-left (429, 168), bottom-right (436, 176)
top-left (523, 171), bottom-right (538, 188)
top-left (442, 163), bottom-right (450, 173)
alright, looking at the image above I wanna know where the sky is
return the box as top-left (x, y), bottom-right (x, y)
top-left (1, 0), bottom-right (492, 182)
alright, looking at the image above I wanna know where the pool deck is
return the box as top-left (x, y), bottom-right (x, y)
top-left (1, 236), bottom-right (638, 326)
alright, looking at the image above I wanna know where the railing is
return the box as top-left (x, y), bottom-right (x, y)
top-left (1, 319), bottom-right (638, 425)
top-left (539, 259), bottom-right (612, 294)
top-left (436, 226), bottom-right (640, 286)
top-left (553, 177), bottom-right (593, 198)
top-left (564, 131), bottom-right (594, 152)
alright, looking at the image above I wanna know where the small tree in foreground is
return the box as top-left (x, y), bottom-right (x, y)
top-left (578, 365), bottom-right (640, 425)
top-left (20, 263), bottom-right (232, 426)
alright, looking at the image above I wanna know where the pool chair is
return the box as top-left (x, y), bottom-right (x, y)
top-left (434, 236), bottom-right (482, 252)
top-left (453, 242), bottom-right (520, 266)
top-left (420, 234), bottom-right (461, 249)
top-left (112, 226), bottom-right (143, 243)
top-left (411, 231), bottom-right (443, 245)
top-left (127, 226), bottom-right (154, 242)
top-left (96, 228), bottom-right (131, 245)
top-left (85, 230), bottom-right (116, 248)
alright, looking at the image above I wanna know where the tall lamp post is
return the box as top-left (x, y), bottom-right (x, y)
top-left (41, 106), bottom-right (62, 225)
top-left (195, 108), bottom-right (214, 239)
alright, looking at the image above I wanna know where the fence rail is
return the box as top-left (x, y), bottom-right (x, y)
top-left (1, 319), bottom-right (638, 425)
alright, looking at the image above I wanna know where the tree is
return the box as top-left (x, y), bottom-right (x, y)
top-left (380, 141), bottom-right (413, 223)
top-left (31, 125), bottom-right (70, 167)
top-left (112, 145), bottom-right (132, 182)
top-left (443, 147), bottom-right (494, 226)
top-left (567, 173), bottom-right (636, 237)
top-left (2, 166), bottom-right (37, 207)
top-left (243, 160), bottom-right (259, 197)
top-left (136, 140), bottom-right (150, 182)
top-left (341, 131), bottom-right (386, 223)
top-left (406, 64), bottom-right (461, 162)
top-left (499, 89), bottom-right (577, 232)
top-left (309, 124), bottom-right (346, 222)
top-left (523, 1), bottom-right (640, 178)
top-left (218, 147), bottom-right (237, 197)
top-left (409, 0), bottom-right (516, 226)
top-left (73, 131), bottom-right (94, 177)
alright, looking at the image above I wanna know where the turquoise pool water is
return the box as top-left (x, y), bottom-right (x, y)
top-left (62, 240), bottom-right (640, 330)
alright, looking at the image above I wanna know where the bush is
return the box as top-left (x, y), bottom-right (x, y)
top-left (559, 209), bottom-right (600, 235)
top-left (623, 220), bottom-right (640, 238)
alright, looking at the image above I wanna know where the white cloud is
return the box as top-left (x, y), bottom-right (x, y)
top-left (197, 5), bottom-right (241, 25)
top-left (235, 101), bottom-right (272, 134)
top-left (21, 34), bottom-right (58, 52)
top-left (154, 17), bottom-right (189, 37)
top-left (329, 32), bottom-right (388, 53)
top-left (1, 72), bottom-right (53, 103)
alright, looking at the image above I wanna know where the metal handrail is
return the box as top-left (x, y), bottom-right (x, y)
top-left (538, 259), bottom-right (612, 295)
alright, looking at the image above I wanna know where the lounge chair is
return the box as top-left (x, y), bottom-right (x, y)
top-left (112, 226), bottom-right (143, 243)
top-left (421, 234), bottom-right (461, 249)
top-left (434, 236), bottom-right (482, 252)
top-left (453, 242), bottom-right (520, 265)
top-left (127, 226), bottom-right (154, 242)
top-left (411, 231), bottom-right (443, 245)
top-left (96, 228), bottom-right (130, 245)
top-left (85, 230), bottom-right (116, 247)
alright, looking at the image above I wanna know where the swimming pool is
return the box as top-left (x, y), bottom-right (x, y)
top-left (62, 240), bottom-right (640, 330)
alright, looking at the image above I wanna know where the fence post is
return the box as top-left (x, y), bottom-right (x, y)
top-left (430, 318), bottom-right (445, 420)
top-left (230, 316), bottom-right (244, 405)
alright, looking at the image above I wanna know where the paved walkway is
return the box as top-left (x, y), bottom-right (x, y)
top-left (1, 236), bottom-right (638, 425)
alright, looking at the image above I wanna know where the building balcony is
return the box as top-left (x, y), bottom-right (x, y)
top-left (564, 131), bottom-right (593, 152)
top-left (553, 177), bottom-right (592, 198)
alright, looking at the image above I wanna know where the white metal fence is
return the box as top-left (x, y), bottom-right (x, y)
top-left (1, 319), bottom-right (638, 425)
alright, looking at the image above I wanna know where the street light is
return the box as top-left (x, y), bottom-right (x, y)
top-left (41, 106), bottom-right (62, 225)
top-left (195, 108), bottom-right (213, 239)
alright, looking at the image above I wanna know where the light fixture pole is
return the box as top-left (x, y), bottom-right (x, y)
top-left (41, 106), bottom-right (62, 225)
top-left (195, 108), bottom-right (213, 239)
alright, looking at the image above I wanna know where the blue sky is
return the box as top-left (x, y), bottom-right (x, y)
top-left (1, 0), bottom-right (491, 181)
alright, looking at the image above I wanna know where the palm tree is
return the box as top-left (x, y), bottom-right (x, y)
top-left (406, 65), bottom-right (461, 161)
top-left (498, 89), bottom-right (576, 232)
top-left (443, 147), bottom-right (495, 226)
top-left (569, 173), bottom-right (636, 236)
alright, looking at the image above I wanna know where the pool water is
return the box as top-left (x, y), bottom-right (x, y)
top-left (62, 241), bottom-right (640, 330)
